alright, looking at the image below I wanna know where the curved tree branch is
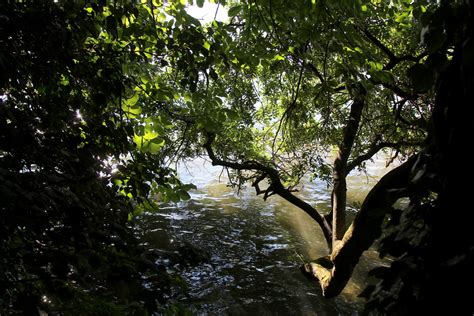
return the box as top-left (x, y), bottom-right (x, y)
top-left (362, 28), bottom-right (427, 70)
top-left (361, 28), bottom-right (423, 101)
top-left (203, 132), bottom-right (333, 246)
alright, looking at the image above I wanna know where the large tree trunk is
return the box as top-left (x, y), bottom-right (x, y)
top-left (330, 175), bottom-right (346, 246)
top-left (303, 154), bottom-right (418, 297)
top-left (331, 86), bottom-right (366, 246)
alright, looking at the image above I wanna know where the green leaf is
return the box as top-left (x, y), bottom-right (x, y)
top-left (179, 191), bottom-right (191, 200)
top-left (122, 103), bottom-right (142, 118)
top-left (122, 93), bottom-right (142, 118)
top-left (143, 130), bottom-right (159, 140)
top-left (146, 137), bottom-right (165, 153)
top-left (228, 5), bottom-right (242, 17)
top-left (184, 93), bottom-right (192, 102)
top-left (123, 94), bottom-right (139, 106)
top-left (181, 183), bottom-right (197, 190)
top-left (370, 70), bottom-right (395, 84)
top-left (196, 0), bottom-right (204, 8)
top-left (133, 134), bottom-right (145, 149)
top-left (368, 61), bottom-right (383, 71)
top-left (272, 54), bottom-right (285, 61)
top-left (225, 109), bottom-right (239, 120)
top-left (169, 192), bottom-right (180, 203)
top-left (159, 116), bottom-right (173, 128)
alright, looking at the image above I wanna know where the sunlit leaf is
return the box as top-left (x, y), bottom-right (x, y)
top-left (124, 94), bottom-right (139, 106)
top-left (272, 54), bottom-right (285, 61)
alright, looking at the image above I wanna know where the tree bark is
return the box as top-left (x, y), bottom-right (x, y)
top-left (331, 86), bottom-right (366, 247)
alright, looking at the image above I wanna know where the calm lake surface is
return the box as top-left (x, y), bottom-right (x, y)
top-left (136, 156), bottom-right (394, 315)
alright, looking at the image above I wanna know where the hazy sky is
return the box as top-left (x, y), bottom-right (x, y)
top-left (186, 1), bottom-right (228, 23)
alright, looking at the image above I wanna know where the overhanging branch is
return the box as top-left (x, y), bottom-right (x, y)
top-left (203, 132), bottom-right (333, 246)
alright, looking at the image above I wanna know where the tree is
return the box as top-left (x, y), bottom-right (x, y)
top-left (175, 1), bottom-right (472, 311)
top-left (133, 0), bottom-right (470, 309)
top-left (156, 0), bottom-right (433, 298)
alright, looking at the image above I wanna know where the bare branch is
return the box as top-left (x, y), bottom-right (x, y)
top-left (346, 140), bottom-right (422, 174)
top-left (384, 52), bottom-right (427, 70)
top-left (213, 1), bottom-right (220, 21)
top-left (378, 81), bottom-right (418, 100)
top-left (306, 62), bottom-right (325, 83)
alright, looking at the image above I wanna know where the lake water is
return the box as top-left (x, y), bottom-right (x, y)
top-left (136, 156), bottom-right (394, 315)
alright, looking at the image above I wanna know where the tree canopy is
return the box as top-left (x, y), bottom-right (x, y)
top-left (1, 0), bottom-right (472, 314)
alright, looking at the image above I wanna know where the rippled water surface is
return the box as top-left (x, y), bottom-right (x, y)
top-left (136, 157), bottom-right (394, 315)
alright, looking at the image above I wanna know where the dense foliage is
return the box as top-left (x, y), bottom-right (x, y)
top-left (0, 1), bottom-right (196, 314)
